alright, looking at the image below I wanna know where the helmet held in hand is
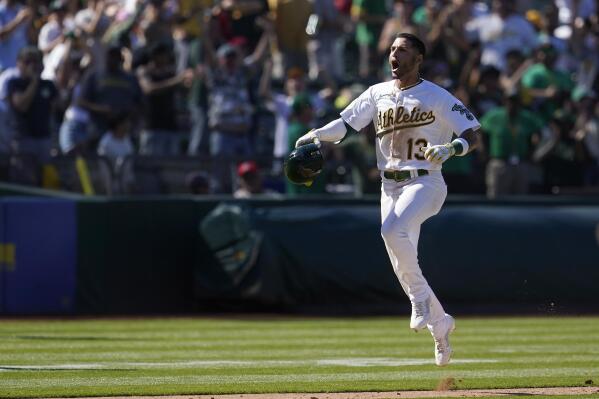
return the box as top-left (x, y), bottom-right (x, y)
top-left (284, 143), bottom-right (324, 186)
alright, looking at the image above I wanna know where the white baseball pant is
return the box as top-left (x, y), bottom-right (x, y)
top-left (380, 170), bottom-right (448, 326)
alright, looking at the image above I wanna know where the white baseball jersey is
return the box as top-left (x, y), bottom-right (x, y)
top-left (340, 79), bottom-right (481, 171)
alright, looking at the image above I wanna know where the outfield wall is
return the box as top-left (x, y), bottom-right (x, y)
top-left (0, 188), bottom-right (598, 314)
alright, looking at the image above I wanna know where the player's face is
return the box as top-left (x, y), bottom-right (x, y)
top-left (389, 38), bottom-right (421, 80)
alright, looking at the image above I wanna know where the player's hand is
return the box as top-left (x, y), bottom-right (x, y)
top-left (422, 144), bottom-right (455, 164)
top-left (295, 130), bottom-right (321, 148)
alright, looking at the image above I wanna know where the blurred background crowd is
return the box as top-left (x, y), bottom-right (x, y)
top-left (0, 0), bottom-right (598, 198)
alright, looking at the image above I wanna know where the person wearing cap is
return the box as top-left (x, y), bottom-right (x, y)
top-left (200, 16), bottom-right (272, 192)
top-left (479, 89), bottom-right (544, 198)
top-left (233, 160), bottom-right (280, 198)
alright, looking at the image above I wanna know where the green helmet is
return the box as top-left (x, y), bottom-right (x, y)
top-left (284, 143), bottom-right (324, 186)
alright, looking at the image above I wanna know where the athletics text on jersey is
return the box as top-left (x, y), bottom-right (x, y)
top-left (340, 79), bottom-right (480, 171)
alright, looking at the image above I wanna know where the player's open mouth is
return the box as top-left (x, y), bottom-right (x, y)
top-left (391, 60), bottom-right (399, 72)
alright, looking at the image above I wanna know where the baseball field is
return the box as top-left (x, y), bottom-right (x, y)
top-left (1, 316), bottom-right (598, 399)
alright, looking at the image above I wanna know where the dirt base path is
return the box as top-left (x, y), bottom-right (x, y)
top-left (56, 386), bottom-right (599, 399)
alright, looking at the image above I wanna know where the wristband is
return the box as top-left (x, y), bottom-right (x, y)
top-left (451, 138), bottom-right (469, 156)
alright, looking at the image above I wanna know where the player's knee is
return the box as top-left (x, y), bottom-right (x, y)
top-left (381, 220), bottom-right (409, 243)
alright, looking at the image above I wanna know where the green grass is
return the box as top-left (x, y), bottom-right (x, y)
top-left (0, 316), bottom-right (598, 398)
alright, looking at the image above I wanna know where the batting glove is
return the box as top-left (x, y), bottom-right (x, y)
top-left (295, 130), bottom-right (321, 148)
top-left (422, 143), bottom-right (455, 164)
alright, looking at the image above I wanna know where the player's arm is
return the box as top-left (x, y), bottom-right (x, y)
top-left (296, 86), bottom-right (374, 148)
top-left (422, 127), bottom-right (481, 164)
top-left (455, 127), bottom-right (481, 154)
top-left (295, 118), bottom-right (357, 148)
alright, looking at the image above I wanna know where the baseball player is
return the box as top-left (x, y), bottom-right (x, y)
top-left (296, 33), bottom-right (481, 366)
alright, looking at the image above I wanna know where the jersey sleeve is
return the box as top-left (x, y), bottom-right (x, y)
top-left (437, 89), bottom-right (481, 135)
top-left (339, 86), bottom-right (375, 132)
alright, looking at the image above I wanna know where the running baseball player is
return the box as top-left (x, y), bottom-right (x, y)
top-left (296, 33), bottom-right (481, 366)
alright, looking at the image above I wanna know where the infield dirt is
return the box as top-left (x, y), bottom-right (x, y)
top-left (53, 386), bottom-right (599, 399)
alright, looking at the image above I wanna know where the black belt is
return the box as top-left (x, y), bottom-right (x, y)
top-left (383, 169), bottom-right (429, 182)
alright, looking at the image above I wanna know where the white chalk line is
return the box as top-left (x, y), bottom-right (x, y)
top-left (0, 357), bottom-right (497, 371)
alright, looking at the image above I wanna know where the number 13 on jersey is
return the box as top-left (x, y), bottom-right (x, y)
top-left (392, 134), bottom-right (427, 160)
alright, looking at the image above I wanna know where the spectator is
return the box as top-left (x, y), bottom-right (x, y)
top-left (469, 66), bottom-right (503, 116)
top-left (534, 107), bottom-right (584, 192)
top-left (0, 62), bottom-right (18, 152)
top-left (306, 0), bottom-right (345, 84)
top-left (480, 90), bottom-right (544, 198)
top-left (38, 0), bottom-right (72, 59)
top-left (286, 93), bottom-right (325, 196)
top-left (42, 26), bottom-right (92, 83)
top-left (74, 0), bottom-right (110, 74)
top-left (351, 0), bottom-right (388, 80)
top-left (467, 0), bottom-right (538, 71)
top-left (209, 45), bottom-right (253, 139)
top-left (521, 43), bottom-right (574, 123)
top-left (0, 0), bottom-right (32, 71)
top-left (97, 111), bottom-right (135, 193)
top-left (202, 24), bottom-right (270, 192)
top-left (137, 41), bottom-right (193, 155)
top-left (378, 0), bottom-right (417, 80)
top-left (424, 0), bottom-right (479, 78)
top-left (7, 46), bottom-right (58, 183)
top-left (260, 66), bottom-right (309, 165)
top-left (268, 0), bottom-right (312, 73)
top-left (214, 0), bottom-right (268, 48)
top-left (555, 0), bottom-right (596, 25)
top-left (78, 45), bottom-right (144, 136)
top-left (233, 160), bottom-right (279, 198)
top-left (499, 49), bottom-right (533, 95)
top-left (97, 111), bottom-right (134, 163)
top-left (184, 33), bottom-right (208, 156)
top-left (58, 39), bottom-right (93, 155)
top-left (573, 90), bottom-right (599, 187)
top-left (186, 170), bottom-right (211, 195)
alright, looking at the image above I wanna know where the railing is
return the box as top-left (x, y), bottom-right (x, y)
top-left (0, 153), bottom-right (361, 196)
top-left (1, 152), bottom-right (597, 198)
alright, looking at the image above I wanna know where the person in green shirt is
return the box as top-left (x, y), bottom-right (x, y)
top-left (521, 43), bottom-right (574, 123)
top-left (286, 94), bottom-right (326, 196)
top-left (480, 91), bottom-right (544, 198)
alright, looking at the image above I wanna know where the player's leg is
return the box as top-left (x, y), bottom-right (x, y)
top-left (381, 175), bottom-right (456, 366)
top-left (380, 174), bottom-right (447, 328)
top-left (408, 225), bottom-right (447, 327)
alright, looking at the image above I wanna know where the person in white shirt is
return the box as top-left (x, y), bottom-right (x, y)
top-left (295, 32), bottom-right (481, 367)
top-left (38, 0), bottom-right (73, 59)
top-left (97, 112), bottom-right (134, 162)
top-left (466, 0), bottom-right (538, 71)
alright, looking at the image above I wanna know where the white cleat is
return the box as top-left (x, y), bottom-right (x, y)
top-left (428, 313), bottom-right (456, 366)
top-left (410, 297), bottom-right (431, 331)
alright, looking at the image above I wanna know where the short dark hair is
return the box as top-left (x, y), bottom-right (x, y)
top-left (17, 46), bottom-right (42, 62)
top-left (107, 111), bottom-right (130, 130)
top-left (395, 33), bottom-right (426, 57)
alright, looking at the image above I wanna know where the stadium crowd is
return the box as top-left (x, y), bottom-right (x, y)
top-left (0, 0), bottom-right (598, 197)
